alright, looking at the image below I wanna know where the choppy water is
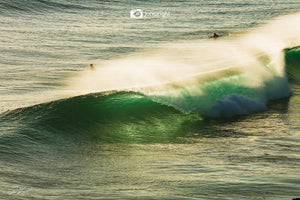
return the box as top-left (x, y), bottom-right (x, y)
top-left (1, 0), bottom-right (300, 199)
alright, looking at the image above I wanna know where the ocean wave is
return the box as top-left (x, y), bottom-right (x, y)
top-left (0, 46), bottom-right (298, 144)
top-left (1, 45), bottom-right (299, 122)
top-left (0, 12), bottom-right (300, 143)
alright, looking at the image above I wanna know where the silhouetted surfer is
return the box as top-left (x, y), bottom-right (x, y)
top-left (210, 32), bottom-right (221, 39)
top-left (90, 64), bottom-right (95, 71)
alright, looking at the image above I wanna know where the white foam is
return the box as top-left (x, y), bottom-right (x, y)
top-left (208, 94), bottom-right (267, 118)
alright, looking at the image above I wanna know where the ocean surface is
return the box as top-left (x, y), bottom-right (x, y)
top-left (1, 0), bottom-right (300, 199)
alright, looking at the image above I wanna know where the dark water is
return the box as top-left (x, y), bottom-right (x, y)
top-left (1, 0), bottom-right (300, 199)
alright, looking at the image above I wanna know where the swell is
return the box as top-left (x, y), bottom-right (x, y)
top-left (0, 0), bottom-right (96, 15)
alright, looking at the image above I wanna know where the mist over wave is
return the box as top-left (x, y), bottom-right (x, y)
top-left (67, 12), bottom-right (300, 117)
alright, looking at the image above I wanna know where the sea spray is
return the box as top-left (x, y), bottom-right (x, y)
top-left (68, 12), bottom-right (300, 117)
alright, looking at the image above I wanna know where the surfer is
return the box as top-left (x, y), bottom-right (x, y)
top-left (210, 32), bottom-right (221, 39)
top-left (90, 64), bottom-right (95, 71)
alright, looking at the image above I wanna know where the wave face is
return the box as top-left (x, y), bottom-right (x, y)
top-left (0, 91), bottom-right (190, 143)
